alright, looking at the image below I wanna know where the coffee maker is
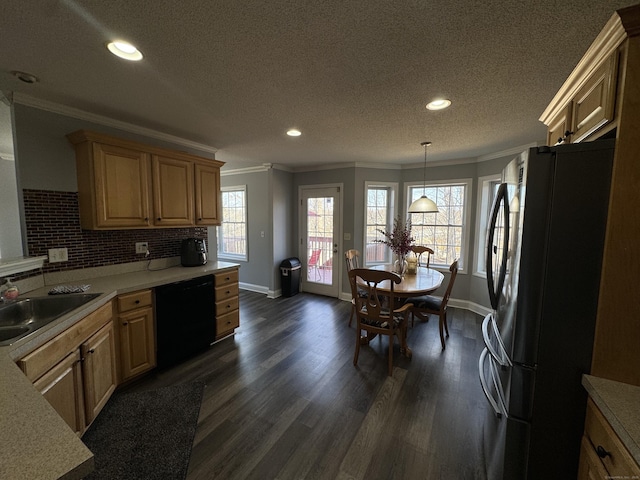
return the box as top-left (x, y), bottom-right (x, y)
top-left (180, 238), bottom-right (207, 266)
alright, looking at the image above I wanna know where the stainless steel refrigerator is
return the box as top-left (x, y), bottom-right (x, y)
top-left (479, 139), bottom-right (614, 479)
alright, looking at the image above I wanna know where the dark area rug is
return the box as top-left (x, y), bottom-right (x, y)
top-left (83, 381), bottom-right (205, 480)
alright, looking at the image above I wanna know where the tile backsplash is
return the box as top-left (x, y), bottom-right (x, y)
top-left (23, 189), bottom-right (208, 274)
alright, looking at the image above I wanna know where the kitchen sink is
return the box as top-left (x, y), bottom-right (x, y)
top-left (0, 293), bottom-right (101, 346)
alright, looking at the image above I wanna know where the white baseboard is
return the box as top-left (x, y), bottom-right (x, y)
top-left (240, 284), bottom-right (492, 317)
top-left (239, 282), bottom-right (269, 295)
top-left (448, 298), bottom-right (492, 317)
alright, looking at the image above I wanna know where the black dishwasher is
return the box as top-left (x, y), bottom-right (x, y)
top-left (155, 275), bottom-right (215, 369)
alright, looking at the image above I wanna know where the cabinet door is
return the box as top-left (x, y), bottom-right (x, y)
top-left (578, 435), bottom-right (609, 480)
top-left (82, 321), bottom-right (117, 424)
top-left (546, 103), bottom-right (573, 146)
top-left (118, 306), bottom-right (156, 381)
top-left (195, 162), bottom-right (222, 225)
top-left (572, 53), bottom-right (618, 142)
top-left (152, 155), bottom-right (194, 226)
top-left (33, 351), bottom-right (85, 436)
top-left (93, 142), bottom-right (152, 228)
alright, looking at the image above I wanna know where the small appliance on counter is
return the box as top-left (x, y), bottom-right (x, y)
top-left (181, 238), bottom-right (207, 267)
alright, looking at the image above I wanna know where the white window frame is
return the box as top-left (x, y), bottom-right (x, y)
top-left (474, 174), bottom-right (501, 278)
top-left (406, 178), bottom-right (472, 271)
top-left (363, 181), bottom-right (398, 266)
top-left (217, 185), bottom-right (248, 261)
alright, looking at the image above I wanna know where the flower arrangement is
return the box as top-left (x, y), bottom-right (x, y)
top-left (375, 216), bottom-right (414, 257)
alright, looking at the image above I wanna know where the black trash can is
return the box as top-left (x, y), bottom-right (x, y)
top-left (280, 257), bottom-right (301, 297)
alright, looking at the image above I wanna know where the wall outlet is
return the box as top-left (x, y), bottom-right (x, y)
top-left (135, 242), bottom-right (149, 254)
top-left (48, 247), bottom-right (68, 263)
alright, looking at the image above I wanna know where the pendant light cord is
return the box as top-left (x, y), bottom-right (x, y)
top-left (420, 141), bottom-right (431, 192)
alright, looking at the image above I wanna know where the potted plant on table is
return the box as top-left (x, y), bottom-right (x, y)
top-left (375, 216), bottom-right (415, 276)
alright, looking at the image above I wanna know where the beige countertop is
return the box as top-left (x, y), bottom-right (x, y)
top-left (0, 261), bottom-right (239, 480)
top-left (582, 374), bottom-right (640, 466)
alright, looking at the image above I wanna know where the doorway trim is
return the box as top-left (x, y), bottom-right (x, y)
top-left (298, 183), bottom-right (344, 298)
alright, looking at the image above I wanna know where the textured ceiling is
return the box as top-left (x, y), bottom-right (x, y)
top-left (0, 0), bottom-right (636, 170)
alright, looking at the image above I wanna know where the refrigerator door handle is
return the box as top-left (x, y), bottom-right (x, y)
top-left (486, 183), bottom-right (510, 310)
top-left (479, 348), bottom-right (507, 418)
top-left (482, 313), bottom-right (512, 367)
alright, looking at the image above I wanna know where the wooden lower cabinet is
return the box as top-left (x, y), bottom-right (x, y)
top-left (216, 310), bottom-right (240, 338)
top-left (18, 301), bottom-right (117, 435)
top-left (116, 289), bottom-right (156, 382)
top-left (82, 321), bottom-right (117, 424)
top-left (214, 269), bottom-right (240, 340)
top-left (33, 350), bottom-right (85, 436)
top-left (578, 399), bottom-right (640, 479)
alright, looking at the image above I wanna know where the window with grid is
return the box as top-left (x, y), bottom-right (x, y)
top-left (365, 183), bottom-right (396, 264)
top-left (408, 180), bottom-right (470, 269)
top-left (218, 186), bottom-right (247, 260)
top-left (475, 175), bottom-right (502, 275)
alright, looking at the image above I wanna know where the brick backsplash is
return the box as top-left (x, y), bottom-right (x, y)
top-left (23, 189), bottom-right (208, 274)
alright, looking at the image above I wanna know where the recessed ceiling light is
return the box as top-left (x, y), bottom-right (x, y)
top-left (286, 129), bottom-right (302, 137)
top-left (107, 41), bottom-right (143, 61)
top-left (426, 99), bottom-right (451, 110)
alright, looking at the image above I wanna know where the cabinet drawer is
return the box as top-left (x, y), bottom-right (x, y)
top-left (215, 269), bottom-right (239, 287)
top-left (216, 296), bottom-right (239, 316)
top-left (216, 310), bottom-right (239, 337)
top-left (584, 399), bottom-right (640, 477)
top-left (19, 301), bottom-right (113, 382)
top-left (215, 283), bottom-right (239, 302)
top-left (117, 289), bottom-right (153, 313)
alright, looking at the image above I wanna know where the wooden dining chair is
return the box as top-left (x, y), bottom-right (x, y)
top-left (410, 246), bottom-right (434, 268)
top-left (345, 249), bottom-right (361, 326)
top-left (406, 259), bottom-right (459, 350)
top-left (348, 268), bottom-right (413, 376)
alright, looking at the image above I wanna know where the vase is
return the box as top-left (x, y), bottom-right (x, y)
top-left (394, 254), bottom-right (408, 277)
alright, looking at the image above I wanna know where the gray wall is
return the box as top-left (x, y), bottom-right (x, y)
top-left (270, 168), bottom-right (294, 291)
top-left (218, 169), bottom-right (273, 292)
top-left (10, 102), bottom-right (521, 310)
top-left (13, 104), bottom-right (215, 192)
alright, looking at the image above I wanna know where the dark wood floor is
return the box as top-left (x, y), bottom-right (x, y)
top-left (126, 290), bottom-right (491, 480)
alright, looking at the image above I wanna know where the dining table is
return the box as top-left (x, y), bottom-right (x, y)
top-left (365, 264), bottom-right (445, 298)
top-left (355, 264), bottom-right (445, 358)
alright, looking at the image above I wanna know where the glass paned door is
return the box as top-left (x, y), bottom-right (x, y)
top-left (300, 186), bottom-right (340, 297)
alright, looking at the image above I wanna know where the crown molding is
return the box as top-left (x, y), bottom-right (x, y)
top-left (221, 163), bottom-right (273, 176)
top-left (477, 142), bottom-right (539, 162)
top-left (539, 8), bottom-right (629, 124)
top-left (11, 93), bottom-right (218, 155)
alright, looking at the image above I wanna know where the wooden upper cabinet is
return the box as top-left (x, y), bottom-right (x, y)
top-left (571, 53), bottom-right (618, 142)
top-left (546, 103), bottom-right (573, 146)
top-left (195, 162), bottom-right (222, 225)
top-left (152, 155), bottom-right (195, 227)
top-left (94, 144), bottom-right (151, 228)
top-left (538, 6), bottom-right (627, 146)
top-left (541, 50), bottom-right (618, 145)
top-left (67, 130), bottom-right (224, 230)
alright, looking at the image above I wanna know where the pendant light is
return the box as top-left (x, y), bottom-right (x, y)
top-left (408, 141), bottom-right (439, 213)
